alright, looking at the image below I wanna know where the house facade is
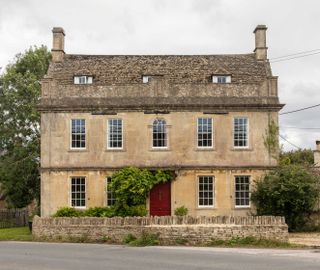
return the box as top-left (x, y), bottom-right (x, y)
top-left (39, 25), bottom-right (283, 217)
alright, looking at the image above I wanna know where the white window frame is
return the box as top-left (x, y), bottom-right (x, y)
top-left (70, 176), bottom-right (86, 209)
top-left (234, 176), bottom-right (251, 208)
top-left (152, 119), bottom-right (168, 149)
top-left (74, 75), bottom-right (93, 85)
top-left (197, 176), bottom-right (215, 208)
top-left (212, 75), bottom-right (231, 84)
top-left (197, 117), bottom-right (213, 149)
top-left (70, 119), bottom-right (86, 150)
top-left (107, 119), bottom-right (123, 150)
top-left (105, 177), bottom-right (116, 207)
top-left (142, 75), bottom-right (152, 83)
top-left (233, 117), bottom-right (249, 149)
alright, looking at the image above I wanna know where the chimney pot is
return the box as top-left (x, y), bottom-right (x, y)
top-left (52, 27), bottom-right (65, 62)
top-left (253, 25), bottom-right (268, 60)
top-left (316, 140), bottom-right (320, 151)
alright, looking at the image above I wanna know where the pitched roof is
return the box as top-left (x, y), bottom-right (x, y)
top-left (40, 53), bottom-right (283, 112)
top-left (48, 53), bottom-right (270, 85)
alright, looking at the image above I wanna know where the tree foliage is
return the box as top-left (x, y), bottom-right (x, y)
top-left (0, 46), bottom-right (51, 208)
top-left (279, 149), bottom-right (314, 166)
top-left (251, 164), bottom-right (320, 231)
top-left (109, 167), bottom-right (174, 216)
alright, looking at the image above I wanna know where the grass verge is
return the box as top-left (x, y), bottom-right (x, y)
top-left (207, 236), bottom-right (302, 248)
top-left (123, 233), bottom-right (160, 246)
top-left (0, 227), bottom-right (32, 241)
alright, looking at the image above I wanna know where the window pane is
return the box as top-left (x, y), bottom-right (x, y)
top-left (234, 118), bottom-right (248, 147)
top-left (71, 119), bottom-right (86, 149)
top-left (71, 177), bottom-right (86, 207)
top-left (198, 176), bottom-right (214, 206)
top-left (152, 119), bottom-right (167, 148)
top-left (108, 119), bottom-right (123, 149)
top-left (235, 176), bottom-right (250, 207)
top-left (197, 118), bottom-right (213, 148)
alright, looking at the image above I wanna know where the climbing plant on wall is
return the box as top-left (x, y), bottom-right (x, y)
top-left (263, 119), bottom-right (279, 160)
top-left (109, 167), bottom-right (174, 217)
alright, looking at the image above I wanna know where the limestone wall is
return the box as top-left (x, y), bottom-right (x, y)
top-left (32, 215), bottom-right (288, 244)
top-left (40, 111), bottom-right (278, 169)
top-left (40, 169), bottom-right (266, 217)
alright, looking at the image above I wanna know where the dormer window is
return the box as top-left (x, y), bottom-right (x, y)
top-left (212, 75), bottom-right (231, 84)
top-left (142, 75), bottom-right (152, 83)
top-left (74, 75), bottom-right (93, 85)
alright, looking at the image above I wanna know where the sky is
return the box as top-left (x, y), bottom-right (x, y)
top-left (0, 0), bottom-right (319, 151)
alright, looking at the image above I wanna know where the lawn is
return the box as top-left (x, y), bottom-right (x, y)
top-left (0, 227), bottom-right (32, 241)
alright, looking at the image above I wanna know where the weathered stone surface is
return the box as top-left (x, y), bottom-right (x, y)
top-left (39, 53), bottom-right (281, 111)
top-left (47, 54), bottom-right (268, 85)
top-left (33, 215), bottom-right (288, 244)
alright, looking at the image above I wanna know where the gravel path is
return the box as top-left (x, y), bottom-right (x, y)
top-left (289, 233), bottom-right (320, 247)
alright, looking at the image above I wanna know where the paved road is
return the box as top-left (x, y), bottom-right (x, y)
top-left (0, 242), bottom-right (319, 270)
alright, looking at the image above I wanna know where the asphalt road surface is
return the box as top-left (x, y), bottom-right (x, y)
top-left (0, 242), bottom-right (319, 270)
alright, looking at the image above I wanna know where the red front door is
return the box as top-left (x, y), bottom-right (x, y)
top-left (150, 182), bottom-right (171, 216)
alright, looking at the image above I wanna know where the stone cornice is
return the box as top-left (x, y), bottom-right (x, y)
top-left (37, 96), bottom-right (284, 113)
top-left (41, 165), bottom-right (277, 172)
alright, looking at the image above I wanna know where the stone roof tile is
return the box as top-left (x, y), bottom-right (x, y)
top-left (48, 53), bottom-right (270, 85)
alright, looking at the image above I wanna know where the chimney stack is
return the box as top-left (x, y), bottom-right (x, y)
top-left (52, 27), bottom-right (65, 62)
top-left (253, 25), bottom-right (267, 60)
top-left (316, 140), bottom-right (320, 151)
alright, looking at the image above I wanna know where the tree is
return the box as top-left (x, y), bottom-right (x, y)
top-left (0, 46), bottom-right (51, 208)
top-left (279, 149), bottom-right (314, 166)
top-left (251, 164), bottom-right (320, 231)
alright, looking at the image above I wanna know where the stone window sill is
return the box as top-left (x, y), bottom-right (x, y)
top-left (195, 147), bottom-right (216, 152)
top-left (231, 148), bottom-right (253, 152)
top-left (68, 149), bottom-right (89, 153)
top-left (105, 148), bottom-right (126, 152)
top-left (149, 148), bottom-right (171, 152)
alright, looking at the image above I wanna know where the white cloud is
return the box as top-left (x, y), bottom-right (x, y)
top-left (1, 0), bottom-right (320, 150)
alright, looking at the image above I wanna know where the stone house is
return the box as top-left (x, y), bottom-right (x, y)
top-left (39, 25), bottom-right (283, 217)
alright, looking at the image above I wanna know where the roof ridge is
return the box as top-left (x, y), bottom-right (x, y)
top-left (65, 53), bottom-right (255, 57)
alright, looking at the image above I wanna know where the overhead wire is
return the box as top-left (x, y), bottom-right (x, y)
top-left (269, 48), bottom-right (320, 61)
top-left (270, 49), bottom-right (320, 149)
top-left (270, 51), bottom-right (320, 63)
top-left (281, 126), bottom-right (320, 130)
top-left (269, 48), bottom-right (320, 60)
top-left (280, 103), bottom-right (320, 115)
top-left (279, 134), bottom-right (301, 149)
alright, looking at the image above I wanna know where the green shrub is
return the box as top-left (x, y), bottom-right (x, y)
top-left (101, 207), bottom-right (115, 217)
top-left (175, 238), bottom-right (188, 245)
top-left (251, 164), bottom-right (320, 231)
top-left (127, 232), bottom-right (160, 246)
top-left (84, 207), bottom-right (115, 217)
top-left (174, 206), bottom-right (188, 216)
top-left (117, 204), bottom-right (147, 217)
top-left (123, 234), bottom-right (137, 244)
top-left (53, 207), bottom-right (115, 218)
top-left (53, 207), bottom-right (83, 217)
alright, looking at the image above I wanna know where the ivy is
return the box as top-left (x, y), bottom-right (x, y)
top-left (109, 167), bottom-right (174, 216)
top-left (263, 119), bottom-right (279, 159)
